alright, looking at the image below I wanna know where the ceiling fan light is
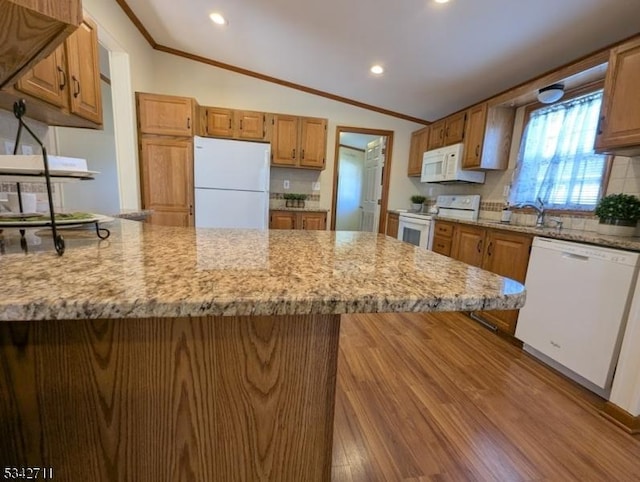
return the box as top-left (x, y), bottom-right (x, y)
top-left (537, 83), bottom-right (565, 104)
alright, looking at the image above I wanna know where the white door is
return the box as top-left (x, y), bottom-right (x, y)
top-left (360, 137), bottom-right (384, 232)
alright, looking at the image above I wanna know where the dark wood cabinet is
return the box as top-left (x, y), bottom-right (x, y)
top-left (408, 127), bottom-right (429, 177)
top-left (462, 103), bottom-right (515, 170)
top-left (432, 220), bottom-right (454, 256)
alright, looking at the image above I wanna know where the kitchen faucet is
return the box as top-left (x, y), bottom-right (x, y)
top-left (515, 197), bottom-right (545, 228)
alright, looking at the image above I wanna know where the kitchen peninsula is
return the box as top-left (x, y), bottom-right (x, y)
top-left (0, 220), bottom-right (525, 481)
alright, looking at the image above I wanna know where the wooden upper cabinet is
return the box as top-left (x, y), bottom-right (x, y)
top-left (10, 16), bottom-right (103, 128)
top-left (203, 107), bottom-right (266, 140)
top-left (427, 119), bottom-right (445, 150)
top-left (236, 110), bottom-right (266, 140)
top-left (427, 113), bottom-right (466, 151)
top-left (408, 126), bottom-right (429, 177)
top-left (463, 103), bottom-right (515, 170)
top-left (444, 111), bottom-right (466, 145)
top-left (463, 104), bottom-right (488, 169)
top-left (15, 44), bottom-right (67, 108)
top-left (451, 224), bottom-right (485, 267)
top-left (0, 0), bottom-right (81, 88)
top-left (272, 115), bottom-right (327, 169)
top-left (595, 36), bottom-right (640, 156)
top-left (272, 115), bottom-right (299, 166)
top-left (205, 107), bottom-right (234, 137)
top-left (140, 137), bottom-right (194, 227)
top-left (137, 92), bottom-right (195, 136)
top-left (299, 117), bottom-right (327, 169)
top-left (66, 19), bottom-right (102, 124)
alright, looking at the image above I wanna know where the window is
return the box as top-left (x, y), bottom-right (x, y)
top-left (509, 90), bottom-right (608, 211)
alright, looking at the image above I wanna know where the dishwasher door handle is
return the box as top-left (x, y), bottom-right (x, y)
top-left (562, 252), bottom-right (589, 261)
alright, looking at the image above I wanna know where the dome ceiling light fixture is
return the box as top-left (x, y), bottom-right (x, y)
top-left (538, 83), bottom-right (565, 104)
top-left (209, 12), bottom-right (227, 25)
top-left (370, 65), bottom-right (384, 75)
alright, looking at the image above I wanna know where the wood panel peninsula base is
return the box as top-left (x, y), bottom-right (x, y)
top-left (0, 220), bottom-right (526, 481)
top-left (0, 314), bottom-right (340, 481)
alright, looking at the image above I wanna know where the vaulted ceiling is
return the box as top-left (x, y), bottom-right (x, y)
top-left (121, 0), bottom-right (640, 122)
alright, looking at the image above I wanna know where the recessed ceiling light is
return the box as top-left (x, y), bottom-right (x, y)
top-left (434, 0), bottom-right (450, 3)
top-left (209, 12), bottom-right (227, 25)
top-left (370, 65), bottom-right (384, 75)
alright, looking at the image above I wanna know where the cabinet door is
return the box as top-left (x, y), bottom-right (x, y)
top-left (478, 230), bottom-right (532, 334)
top-left (269, 211), bottom-right (296, 229)
top-left (444, 111), bottom-right (466, 145)
top-left (595, 37), bottom-right (640, 155)
top-left (451, 224), bottom-right (485, 267)
top-left (386, 212), bottom-right (399, 238)
top-left (299, 117), bottom-right (327, 169)
top-left (137, 93), bottom-right (194, 136)
top-left (15, 44), bottom-right (67, 108)
top-left (140, 137), bottom-right (194, 227)
top-left (463, 104), bottom-right (487, 169)
top-left (205, 107), bottom-right (234, 137)
top-left (432, 236), bottom-right (452, 256)
top-left (236, 110), bottom-right (266, 140)
top-left (408, 127), bottom-right (428, 177)
top-left (301, 212), bottom-right (326, 230)
top-left (272, 115), bottom-right (299, 166)
top-left (427, 119), bottom-right (445, 150)
top-left (65, 18), bottom-right (102, 124)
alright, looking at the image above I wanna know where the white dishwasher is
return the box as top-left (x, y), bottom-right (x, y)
top-left (516, 237), bottom-right (640, 398)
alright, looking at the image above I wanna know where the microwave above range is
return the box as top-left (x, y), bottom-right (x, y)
top-left (420, 143), bottom-right (485, 184)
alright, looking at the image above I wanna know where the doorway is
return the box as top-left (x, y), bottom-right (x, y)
top-left (331, 126), bottom-right (394, 233)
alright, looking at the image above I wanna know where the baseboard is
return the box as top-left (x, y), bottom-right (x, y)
top-left (602, 402), bottom-right (640, 434)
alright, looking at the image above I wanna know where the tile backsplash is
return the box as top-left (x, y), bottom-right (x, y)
top-left (269, 166), bottom-right (321, 209)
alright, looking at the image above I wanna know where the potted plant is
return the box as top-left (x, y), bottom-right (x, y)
top-left (296, 193), bottom-right (308, 208)
top-left (410, 195), bottom-right (426, 212)
top-left (283, 193), bottom-right (296, 208)
top-left (594, 193), bottom-right (640, 236)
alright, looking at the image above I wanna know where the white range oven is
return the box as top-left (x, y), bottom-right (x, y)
top-left (397, 212), bottom-right (434, 249)
top-left (397, 194), bottom-right (481, 249)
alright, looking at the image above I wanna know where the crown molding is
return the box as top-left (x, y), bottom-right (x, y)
top-left (113, 0), bottom-right (430, 125)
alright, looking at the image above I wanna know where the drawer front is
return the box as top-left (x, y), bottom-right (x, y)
top-left (432, 236), bottom-right (452, 256)
top-left (434, 222), bottom-right (453, 238)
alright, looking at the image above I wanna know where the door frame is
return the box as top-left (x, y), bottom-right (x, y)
top-left (330, 126), bottom-right (394, 233)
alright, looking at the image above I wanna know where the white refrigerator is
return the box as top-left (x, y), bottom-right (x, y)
top-left (194, 136), bottom-right (270, 229)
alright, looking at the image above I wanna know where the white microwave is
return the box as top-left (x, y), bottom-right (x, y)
top-left (420, 143), bottom-right (485, 184)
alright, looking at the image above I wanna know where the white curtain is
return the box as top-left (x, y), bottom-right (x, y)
top-left (509, 91), bottom-right (606, 211)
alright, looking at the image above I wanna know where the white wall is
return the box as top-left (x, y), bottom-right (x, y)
top-left (55, 82), bottom-right (120, 215)
top-left (150, 51), bottom-right (423, 214)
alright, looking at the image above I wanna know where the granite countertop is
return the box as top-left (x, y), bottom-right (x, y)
top-left (0, 219), bottom-right (524, 321)
top-left (437, 217), bottom-right (640, 251)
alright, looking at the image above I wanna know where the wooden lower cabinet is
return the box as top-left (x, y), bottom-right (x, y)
top-left (386, 212), bottom-right (399, 238)
top-left (269, 210), bottom-right (327, 230)
top-left (432, 220), bottom-right (454, 256)
top-left (448, 223), bottom-right (532, 335)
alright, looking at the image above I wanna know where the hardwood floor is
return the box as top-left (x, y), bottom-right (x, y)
top-left (332, 312), bottom-right (640, 481)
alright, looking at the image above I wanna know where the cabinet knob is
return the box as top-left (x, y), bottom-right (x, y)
top-left (189, 204), bottom-right (193, 216)
top-left (475, 144), bottom-right (480, 157)
top-left (292, 149), bottom-right (296, 159)
top-left (240, 119), bottom-right (243, 130)
top-left (187, 117), bottom-right (191, 130)
top-left (487, 241), bottom-right (493, 256)
top-left (301, 149), bottom-right (305, 160)
top-left (228, 119), bottom-right (232, 129)
top-left (477, 239), bottom-right (483, 253)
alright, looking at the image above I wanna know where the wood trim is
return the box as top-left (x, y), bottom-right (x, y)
top-left (331, 126), bottom-right (394, 234)
top-left (100, 72), bottom-right (111, 85)
top-left (113, 0), bottom-right (157, 48)
top-left (113, 0), bottom-right (429, 125)
top-left (602, 401), bottom-right (640, 434)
